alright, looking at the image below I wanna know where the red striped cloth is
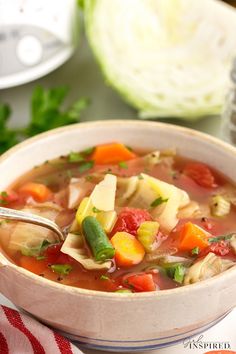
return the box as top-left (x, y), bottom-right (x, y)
top-left (0, 305), bottom-right (83, 354)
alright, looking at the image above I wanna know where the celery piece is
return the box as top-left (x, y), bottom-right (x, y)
top-left (137, 221), bottom-right (159, 252)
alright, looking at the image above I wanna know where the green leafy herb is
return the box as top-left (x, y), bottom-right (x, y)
top-left (100, 275), bottom-right (109, 280)
top-left (26, 87), bottom-right (89, 137)
top-left (68, 152), bottom-right (85, 163)
top-left (21, 239), bottom-right (51, 257)
top-left (50, 264), bottom-right (73, 275)
top-left (92, 207), bottom-right (101, 213)
top-left (163, 263), bottom-right (185, 284)
top-left (138, 174), bottom-right (144, 180)
top-left (208, 233), bottom-right (235, 243)
top-left (0, 191), bottom-right (10, 205)
top-left (0, 86), bottom-right (89, 154)
top-left (79, 161), bottom-right (94, 173)
top-left (150, 197), bottom-right (168, 208)
top-left (81, 146), bottom-right (95, 156)
top-left (0, 104), bottom-right (19, 153)
top-left (36, 256), bottom-right (46, 261)
top-left (173, 264), bottom-right (185, 283)
top-left (191, 247), bottom-right (200, 255)
top-left (118, 161), bottom-right (128, 169)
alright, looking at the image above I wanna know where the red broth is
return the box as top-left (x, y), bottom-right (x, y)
top-left (0, 143), bottom-right (235, 293)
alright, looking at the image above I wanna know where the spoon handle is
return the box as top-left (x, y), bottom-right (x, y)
top-left (0, 207), bottom-right (65, 242)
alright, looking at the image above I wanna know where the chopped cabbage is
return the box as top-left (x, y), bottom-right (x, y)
top-left (84, 0), bottom-right (236, 119)
top-left (8, 203), bottom-right (61, 253)
top-left (141, 173), bottom-right (189, 231)
top-left (90, 174), bottom-right (117, 211)
top-left (184, 252), bottom-right (235, 284)
top-left (61, 233), bottom-right (112, 270)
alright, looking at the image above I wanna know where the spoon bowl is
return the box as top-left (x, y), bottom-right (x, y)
top-left (0, 207), bottom-right (65, 242)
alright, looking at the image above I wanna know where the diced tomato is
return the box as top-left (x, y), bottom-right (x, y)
top-left (44, 243), bottom-right (74, 264)
top-left (110, 208), bottom-right (152, 236)
top-left (0, 190), bottom-right (19, 205)
top-left (199, 240), bottom-right (230, 257)
top-left (123, 273), bottom-right (156, 292)
top-left (183, 162), bottom-right (216, 188)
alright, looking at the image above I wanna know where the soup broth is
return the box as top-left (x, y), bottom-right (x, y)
top-left (1, 142), bottom-right (235, 293)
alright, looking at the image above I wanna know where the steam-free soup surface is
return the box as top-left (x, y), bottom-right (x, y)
top-left (1, 142), bottom-right (235, 293)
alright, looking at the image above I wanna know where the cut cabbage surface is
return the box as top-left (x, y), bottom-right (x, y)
top-left (61, 233), bottom-right (112, 270)
top-left (85, 0), bottom-right (236, 119)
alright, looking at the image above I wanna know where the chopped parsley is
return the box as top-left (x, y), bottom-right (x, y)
top-left (191, 247), bottom-right (200, 255)
top-left (150, 197), bottom-right (168, 208)
top-left (81, 146), bottom-right (95, 156)
top-left (36, 255), bottom-right (46, 261)
top-left (0, 191), bottom-right (8, 205)
top-left (208, 233), bottom-right (235, 243)
top-left (118, 161), bottom-right (128, 169)
top-left (68, 152), bottom-right (85, 163)
top-left (173, 264), bottom-right (185, 284)
top-left (100, 275), bottom-right (109, 281)
top-left (50, 264), bottom-right (73, 275)
top-left (92, 207), bottom-right (101, 213)
top-left (21, 239), bottom-right (51, 257)
top-left (164, 263), bottom-right (185, 284)
top-left (79, 161), bottom-right (94, 173)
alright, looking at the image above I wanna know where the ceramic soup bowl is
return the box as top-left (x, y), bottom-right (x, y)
top-left (0, 120), bottom-right (235, 352)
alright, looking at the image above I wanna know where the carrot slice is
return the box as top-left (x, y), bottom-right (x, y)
top-left (91, 143), bottom-right (137, 165)
top-left (110, 232), bottom-right (145, 267)
top-left (19, 182), bottom-right (52, 202)
top-left (19, 256), bottom-right (47, 275)
top-left (178, 222), bottom-right (209, 252)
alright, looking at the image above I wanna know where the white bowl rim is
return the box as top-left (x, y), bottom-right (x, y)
top-left (0, 119), bottom-right (236, 299)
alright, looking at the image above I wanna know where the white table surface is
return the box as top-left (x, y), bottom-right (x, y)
top-left (0, 34), bottom-right (235, 354)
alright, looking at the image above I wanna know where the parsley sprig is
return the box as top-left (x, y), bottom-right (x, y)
top-left (0, 86), bottom-right (89, 154)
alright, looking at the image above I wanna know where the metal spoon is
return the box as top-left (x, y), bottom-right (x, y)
top-left (0, 207), bottom-right (65, 242)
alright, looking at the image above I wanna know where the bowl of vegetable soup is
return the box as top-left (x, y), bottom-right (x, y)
top-left (0, 120), bottom-right (235, 352)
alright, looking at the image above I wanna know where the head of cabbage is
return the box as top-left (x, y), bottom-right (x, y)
top-left (84, 0), bottom-right (236, 120)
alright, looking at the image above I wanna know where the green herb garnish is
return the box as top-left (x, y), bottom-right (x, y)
top-left (191, 247), bottom-right (200, 255)
top-left (0, 87), bottom-right (89, 154)
top-left (21, 239), bottom-right (52, 257)
top-left (173, 264), bottom-right (185, 283)
top-left (163, 263), bottom-right (185, 284)
top-left (118, 161), bottom-right (128, 169)
top-left (92, 207), bottom-right (101, 213)
top-left (208, 233), bottom-right (235, 243)
top-left (150, 197), bottom-right (168, 208)
top-left (50, 264), bottom-right (73, 275)
top-left (79, 161), bottom-right (94, 173)
top-left (100, 275), bottom-right (109, 280)
top-left (68, 152), bottom-right (85, 163)
top-left (82, 147), bottom-right (95, 156)
top-left (0, 191), bottom-right (9, 205)
top-left (36, 256), bottom-right (46, 261)
top-left (1, 191), bottom-right (8, 198)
